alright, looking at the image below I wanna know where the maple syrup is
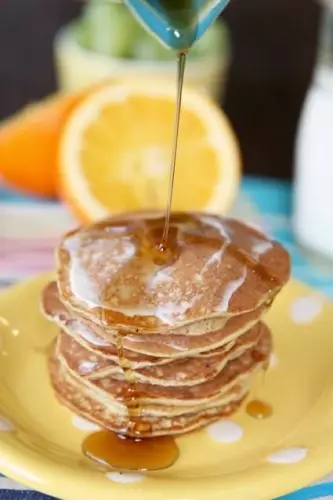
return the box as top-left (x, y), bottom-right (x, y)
top-left (78, 0), bottom-right (276, 466)
top-left (246, 399), bottom-right (273, 419)
top-left (161, 50), bottom-right (187, 247)
top-left (83, 327), bottom-right (180, 470)
top-left (141, 223), bottom-right (179, 266)
top-left (82, 431), bottom-right (179, 471)
top-left (76, 210), bottom-right (277, 467)
top-left (246, 364), bottom-right (273, 419)
top-left (115, 333), bottom-right (141, 421)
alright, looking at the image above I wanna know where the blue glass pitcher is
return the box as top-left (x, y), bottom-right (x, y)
top-left (123, 0), bottom-right (230, 50)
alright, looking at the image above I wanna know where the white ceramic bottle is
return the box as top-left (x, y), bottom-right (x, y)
top-left (294, 0), bottom-right (333, 259)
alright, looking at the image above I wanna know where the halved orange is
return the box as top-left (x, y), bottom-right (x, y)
top-left (59, 80), bottom-right (241, 220)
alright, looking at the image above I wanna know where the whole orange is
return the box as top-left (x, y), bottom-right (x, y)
top-left (0, 90), bottom-right (89, 197)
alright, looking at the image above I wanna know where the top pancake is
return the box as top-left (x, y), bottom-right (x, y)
top-left (57, 211), bottom-right (290, 332)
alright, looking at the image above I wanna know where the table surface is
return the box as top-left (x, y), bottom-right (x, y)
top-left (1, 176), bottom-right (333, 500)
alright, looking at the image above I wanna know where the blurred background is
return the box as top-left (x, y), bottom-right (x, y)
top-left (0, 0), bottom-right (333, 298)
top-left (0, 0), bottom-right (321, 179)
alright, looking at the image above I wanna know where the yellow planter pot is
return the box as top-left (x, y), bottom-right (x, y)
top-left (54, 25), bottom-right (230, 100)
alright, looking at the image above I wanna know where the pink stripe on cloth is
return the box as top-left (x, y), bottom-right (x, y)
top-left (0, 202), bottom-right (75, 283)
top-left (1, 237), bottom-right (59, 246)
top-left (0, 239), bottom-right (56, 271)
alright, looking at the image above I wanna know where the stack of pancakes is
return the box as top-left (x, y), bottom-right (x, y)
top-left (42, 212), bottom-right (290, 438)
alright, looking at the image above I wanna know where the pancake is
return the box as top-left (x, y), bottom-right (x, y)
top-left (42, 281), bottom-right (268, 358)
top-left (64, 325), bottom-right (271, 402)
top-left (55, 321), bottom-right (267, 386)
top-left (56, 212), bottom-right (290, 332)
top-left (50, 354), bottom-right (248, 437)
top-left (49, 324), bottom-right (270, 436)
top-left (44, 211), bottom-right (289, 439)
top-left (49, 323), bottom-right (271, 428)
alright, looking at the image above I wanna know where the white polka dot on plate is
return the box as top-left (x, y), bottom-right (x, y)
top-left (267, 447), bottom-right (307, 464)
top-left (0, 417), bottom-right (14, 432)
top-left (106, 472), bottom-right (144, 484)
top-left (206, 420), bottom-right (244, 443)
top-left (72, 415), bottom-right (100, 432)
top-left (290, 296), bottom-right (324, 324)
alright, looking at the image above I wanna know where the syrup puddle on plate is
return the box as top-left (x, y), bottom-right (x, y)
top-left (82, 431), bottom-right (179, 471)
top-left (246, 399), bottom-right (273, 419)
top-left (82, 332), bottom-right (179, 472)
top-left (246, 366), bottom-right (273, 419)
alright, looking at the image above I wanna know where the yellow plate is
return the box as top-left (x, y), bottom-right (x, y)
top-left (0, 273), bottom-right (332, 500)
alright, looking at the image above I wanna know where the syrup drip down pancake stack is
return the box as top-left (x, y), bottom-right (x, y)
top-left (42, 212), bottom-right (290, 438)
